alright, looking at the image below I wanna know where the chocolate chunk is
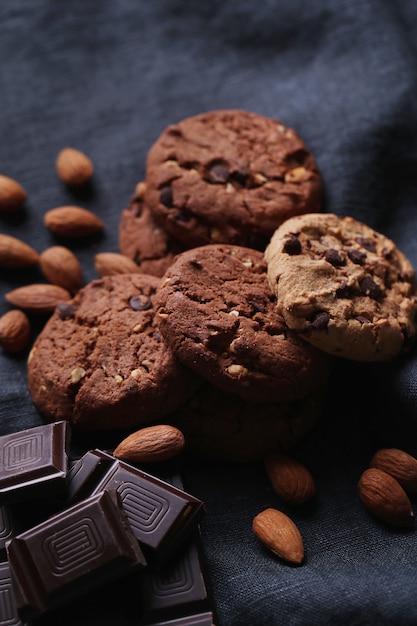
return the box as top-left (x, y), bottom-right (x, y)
top-left (347, 248), bottom-right (367, 264)
top-left (336, 281), bottom-right (351, 298)
top-left (283, 234), bottom-right (302, 255)
top-left (309, 311), bottom-right (330, 330)
top-left (356, 236), bottom-right (377, 252)
top-left (324, 248), bottom-right (345, 267)
top-left (230, 166), bottom-right (249, 186)
top-left (173, 211), bottom-right (192, 223)
top-left (7, 490), bottom-right (146, 621)
top-left (160, 186), bottom-right (174, 207)
top-left (206, 162), bottom-right (229, 184)
top-left (67, 450), bottom-right (204, 567)
top-left (359, 276), bottom-right (383, 299)
top-left (0, 422), bottom-right (70, 504)
top-left (129, 294), bottom-right (153, 311)
top-left (57, 303), bottom-right (77, 320)
top-left (355, 316), bottom-right (372, 324)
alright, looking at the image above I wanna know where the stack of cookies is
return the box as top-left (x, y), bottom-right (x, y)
top-left (27, 110), bottom-right (417, 462)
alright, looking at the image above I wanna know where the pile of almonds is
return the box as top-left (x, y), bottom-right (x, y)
top-left (1, 146), bottom-right (417, 571)
top-left (0, 148), bottom-right (137, 351)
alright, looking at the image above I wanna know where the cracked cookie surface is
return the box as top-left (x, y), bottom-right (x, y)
top-left (145, 109), bottom-right (323, 249)
top-left (265, 213), bottom-right (417, 361)
top-left (27, 273), bottom-right (198, 429)
top-left (155, 244), bottom-right (330, 403)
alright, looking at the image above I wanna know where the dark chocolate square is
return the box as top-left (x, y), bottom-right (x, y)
top-left (0, 422), bottom-right (70, 504)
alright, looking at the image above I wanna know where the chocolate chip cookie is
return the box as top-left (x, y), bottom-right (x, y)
top-left (265, 213), bottom-right (417, 361)
top-left (169, 381), bottom-right (327, 462)
top-left (119, 182), bottom-right (184, 277)
top-left (145, 109), bottom-right (323, 249)
top-left (27, 274), bottom-right (199, 430)
top-left (156, 244), bottom-right (330, 403)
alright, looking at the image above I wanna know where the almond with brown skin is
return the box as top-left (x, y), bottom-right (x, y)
top-left (5, 284), bottom-right (71, 314)
top-left (0, 234), bottom-right (39, 269)
top-left (94, 252), bottom-right (141, 277)
top-left (0, 309), bottom-right (31, 353)
top-left (113, 424), bottom-right (185, 463)
top-left (252, 508), bottom-right (304, 564)
top-left (44, 206), bottom-right (104, 238)
top-left (0, 174), bottom-right (27, 212)
top-left (55, 147), bottom-right (94, 187)
top-left (370, 448), bottom-right (417, 493)
top-left (264, 452), bottom-right (315, 505)
top-left (358, 467), bottom-right (414, 528)
top-left (40, 246), bottom-right (83, 293)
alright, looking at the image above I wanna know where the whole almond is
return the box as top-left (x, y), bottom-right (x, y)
top-left (113, 424), bottom-right (185, 463)
top-left (55, 147), bottom-right (94, 187)
top-left (6, 284), bottom-right (71, 314)
top-left (252, 508), bottom-right (304, 564)
top-left (264, 453), bottom-right (315, 505)
top-left (370, 448), bottom-right (417, 493)
top-left (0, 175), bottom-right (27, 212)
top-left (40, 246), bottom-right (83, 292)
top-left (94, 252), bottom-right (141, 277)
top-left (44, 206), bottom-right (104, 238)
top-left (0, 234), bottom-right (39, 269)
top-left (0, 310), bottom-right (31, 353)
top-left (358, 467), bottom-right (414, 528)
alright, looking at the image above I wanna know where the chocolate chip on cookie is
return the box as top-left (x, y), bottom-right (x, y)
top-left (265, 213), bottom-right (417, 361)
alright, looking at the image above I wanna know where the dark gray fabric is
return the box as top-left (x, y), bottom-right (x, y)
top-left (2, 1), bottom-right (417, 624)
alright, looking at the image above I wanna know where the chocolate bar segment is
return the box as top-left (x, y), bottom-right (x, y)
top-left (7, 489), bottom-right (146, 621)
top-left (0, 505), bottom-right (21, 558)
top-left (0, 561), bottom-right (28, 626)
top-left (0, 421), bottom-right (70, 504)
top-left (124, 535), bottom-right (210, 624)
top-left (67, 450), bottom-right (205, 567)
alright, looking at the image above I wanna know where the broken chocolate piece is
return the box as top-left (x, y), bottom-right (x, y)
top-left (0, 422), bottom-right (70, 504)
top-left (7, 490), bottom-right (146, 621)
top-left (67, 450), bottom-right (205, 567)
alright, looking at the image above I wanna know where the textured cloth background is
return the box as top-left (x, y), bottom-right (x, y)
top-left (2, 1), bottom-right (417, 625)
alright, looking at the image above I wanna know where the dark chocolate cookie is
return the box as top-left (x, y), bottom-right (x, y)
top-left (265, 213), bottom-right (417, 361)
top-left (145, 109), bottom-right (323, 248)
top-left (119, 181), bottom-right (185, 277)
top-left (169, 381), bottom-right (327, 462)
top-left (27, 273), bottom-right (199, 429)
top-left (156, 244), bottom-right (330, 403)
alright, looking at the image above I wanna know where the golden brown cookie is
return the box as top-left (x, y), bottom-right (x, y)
top-left (145, 109), bottom-right (323, 249)
top-left (27, 274), bottom-right (199, 430)
top-left (265, 213), bottom-right (417, 361)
